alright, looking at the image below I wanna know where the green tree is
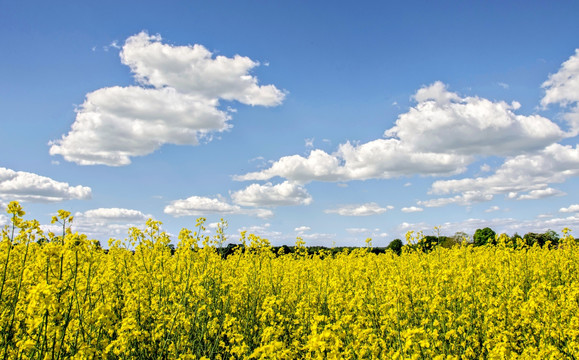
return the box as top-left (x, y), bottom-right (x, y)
top-left (473, 227), bottom-right (496, 246)
top-left (523, 230), bottom-right (559, 247)
top-left (418, 235), bottom-right (438, 253)
top-left (387, 239), bottom-right (403, 255)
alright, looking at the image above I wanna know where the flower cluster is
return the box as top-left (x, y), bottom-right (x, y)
top-left (1, 201), bottom-right (578, 359)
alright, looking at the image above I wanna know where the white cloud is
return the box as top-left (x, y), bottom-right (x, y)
top-left (294, 226), bottom-right (311, 232)
top-left (231, 181), bottom-right (312, 207)
top-left (50, 87), bottom-right (231, 166)
top-left (480, 163), bottom-right (491, 172)
top-left (560, 204), bottom-right (579, 213)
top-left (50, 31), bottom-right (285, 166)
top-left (235, 141), bottom-right (469, 183)
top-left (516, 188), bottom-right (565, 200)
top-left (542, 49), bottom-right (579, 107)
top-left (542, 49), bottom-right (579, 135)
top-left (120, 32), bottom-right (285, 106)
top-left (0, 167), bottom-right (91, 203)
top-left (385, 81), bottom-right (563, 156)
top-left (236, 81), bottom-right (562, 184)
top-left (430, 143), bottom-right (579, 202)
top-left (485, 206), bottom-right (500, 213)
top-left (79, 208), bottom-right (151, 221)
top-left (0, 200), bottom-right (7, 226)
top-left (401, 206), bottom-right (423, 213)
top-left (418, 191), bottom-right (493, 208)
top-left (325, 203), bottom-right (393, 216)
top-left (498, 82), bottom-right (509, 89)
top-left (346, 227), bottom-right (370, 234)
top-left (164, 195), bottom-right (272, 218)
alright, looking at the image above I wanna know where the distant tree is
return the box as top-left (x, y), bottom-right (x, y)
top-left (280, 245), bottom-right (291, 255)
top-left (510, 233), bottom-right (523, 245)
top-left (545, 229), bottom-right (560, 246)
top-left (387, 239), bottom-right (403, 255)
top-left (221, 243), bottom-right (241, 258)
top-left (523, 230), bottom-right (559, 248)
top-left (167, 243), bottom-right (176, 255)
top-left (524, 233), bottom-right (543, 247)
top-left (439, 236), bottom-right (460, 249)
top-left (418, 235), bottom-right (439, 253)
top-left (453, 232), bottom-right (470, 243)
top-left (473, 227), bottom-right (496, 246)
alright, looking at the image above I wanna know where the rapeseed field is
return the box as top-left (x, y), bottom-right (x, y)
top-left (1, 201), bottom-right (578, 359)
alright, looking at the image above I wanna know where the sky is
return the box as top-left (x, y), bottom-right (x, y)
top-left (1, 1), bottom-right (579, 247)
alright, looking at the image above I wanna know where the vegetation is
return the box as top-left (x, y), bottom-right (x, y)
top-left (1, 201), bottom-right (579, 359)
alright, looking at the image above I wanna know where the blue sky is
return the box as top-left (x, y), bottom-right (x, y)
top-left (2, 1), bottom-right (579, 246)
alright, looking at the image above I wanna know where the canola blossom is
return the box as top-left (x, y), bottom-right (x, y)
top-left (1, 201), bottom-right (579, 359)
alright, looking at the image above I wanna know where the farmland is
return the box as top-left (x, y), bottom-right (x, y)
top-left (1, 201), bottom-right (578, 359)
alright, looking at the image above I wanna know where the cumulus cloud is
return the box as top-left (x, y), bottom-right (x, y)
top-left (325, 203), bottom-right (393, 216)
top-left (401, 206), bottom-right (423, 213)
top-left (385, 81), bottom-right (563, 156)
top-left (516, 188), bottom-right (565, 200)
top-left (236, 81), bottom-right (562, 183)
top-left (235, 141), bottom-right (469, 183)
top-left (346, 227), bottom-right (371, 234)
top-left (542, 49), bottom-right (579, 107)
top-left (50, 31), bottom-right (285, 166)
top-left (560, 204), bottom-right (579, 213)
top-left (0, 167), bottom-right (91, 203)
top-left (164, 195), bottom-right (272, 218)
top-left (298, 233), bottom-right (336, 241)
top-left (231, 181), bottom-right (312, 207)
top-left (430, 143), bottom-right (579, 202)
top-left (294, 226), bottom-right (311, 232)
top-left (542, 49), bottom-right (579, 135)
top-left (79, 208), bottom-right (151, 221)
top-left (418, 191), bottom-right (493, 208)
top-left (485, 206), bottom-right (501, 213)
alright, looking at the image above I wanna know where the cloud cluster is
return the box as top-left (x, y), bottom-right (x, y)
top-left (429, 143), bottom-right (579, 202)
top-left (164, 195), bottom-right (273, 218)
top-left (387, 82), bottom-right (563, 156)
top-left (231, 181), bottom-right (312, 207)
top-left (237, 82), bottom-right (563, 183)
top-left (0, 167), bottom-right (91, 203)
top-left (325, 203), bottom-right (393, 216)
top-left (401, 206), bottom-right (424, 213)
top-left (80, 208), bottom-right (151, 221)
top-left (235, 141), bottom-right (469, 183)
top-left (50, 31), bottom-right (285, 166)
top-left (542, 49), bottom-right (579, 135)
top-left (294, 226), bottom-right (311, 232)
top-left (560, 204), bottom-right (579, 213)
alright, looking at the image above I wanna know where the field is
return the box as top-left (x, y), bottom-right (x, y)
top-left (1, 201), bottom-right (579, 359)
